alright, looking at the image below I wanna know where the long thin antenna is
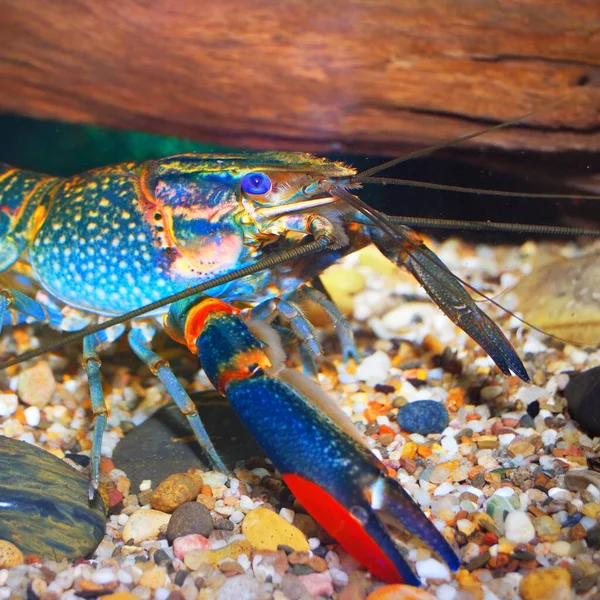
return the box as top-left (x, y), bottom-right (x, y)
top-left (389, 216), bottom-right (600, 237)
top-left (358, 176), bottom-right (600, 201)
top-left (355, 106), bottom-right (553, 179)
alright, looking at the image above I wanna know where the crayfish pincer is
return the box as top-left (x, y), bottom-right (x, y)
top-left (164, 295), bottom-right (461, 585)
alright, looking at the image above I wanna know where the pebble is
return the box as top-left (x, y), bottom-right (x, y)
top-left (185, 540), bottom-right (253, 569)
top-left (519, 567), bottom-right (571, 600)
top-left (415, 558), bottom-right (450, 582)
top-left (0, 393), bottom-right (17, 417)
top-left (17, 361), bottom-right (55, 407)
top-left (173, 534), bottom-right (210, 560)
top-left (122, 509), bottom-right (171, 545)
top-left (533, 515), bottom-right (561, 542)
top-left (217, 574), bottom-right (260, 600)
top-left (242, 507), bottom-right (309, 552)
top-left (504, 511), bottom-right (535, 543)
top-left (297, 572), bottom-right (334, 597)
top-left (355, 351), bottom-right (392, 383)
top-left (150, 472), bottom-right (203, 513)
top-left (0, 540), bottom-right (23, 568)
top-left (139, 567), bottom-right (167, 589)
top-left (166, 501), bottom-right (214, 542)
top-left (366, 585), bottom-right (436, 599)
top-left (397, 400), bottom-right (449, 435)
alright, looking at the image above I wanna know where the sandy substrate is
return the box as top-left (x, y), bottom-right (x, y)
top-left (1, 237), bottom-right (599, 600)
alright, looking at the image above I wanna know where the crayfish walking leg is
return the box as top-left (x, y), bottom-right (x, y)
top-left (165, 295), bottom-right (460, 586)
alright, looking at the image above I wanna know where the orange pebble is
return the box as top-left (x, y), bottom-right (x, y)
top-left (364, 408), bottom-right (379, 422)
top-left (13, 407), bottom-right (26, 425)
top-left (379, 424), bottom-right (396, 436)
top-left (367, 584), bottom-right (436, 600)
top-left (99, 458), bottom-right (115, 474)
top-left (446, 387), bottom-right (465, 411)
top-left (386, 467), bottom-right (397, 478)
top-left (465, 413), bottom-right (481, 422)
top-left (200, 485), bottom-right (212, 497)
top-left (417, 445), bottom-right (432, 458)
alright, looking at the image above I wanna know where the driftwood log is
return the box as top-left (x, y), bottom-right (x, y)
top-left (0, 0), bottom-right (598, 156)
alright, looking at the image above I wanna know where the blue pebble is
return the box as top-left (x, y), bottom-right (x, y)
top-left (397, 400), bottom-right (449, 435)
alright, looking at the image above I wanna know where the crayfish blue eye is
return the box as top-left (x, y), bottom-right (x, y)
top-left (241, 172), bottom-right (272, 195)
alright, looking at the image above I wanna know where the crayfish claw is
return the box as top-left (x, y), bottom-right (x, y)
top-left (369, 476), bottom-right (460, 573)
top-left (370, 228), bottom-right (529, 382)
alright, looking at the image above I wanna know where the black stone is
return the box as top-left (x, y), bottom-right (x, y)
top-left (526, 400), bottom-right (540, 418)
top-left (563, 366), bottom-right (600, 436)
top-left (0, 436), bottom-right (106, 561)
top-left (587, 525), bottom-right (600, 549)
top-left (113, 391), bottom-right (263, 489)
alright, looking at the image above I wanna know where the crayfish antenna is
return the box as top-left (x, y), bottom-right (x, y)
top-left (370, 227), bottom-right (530, 382)
top-left (369, 476), bottom-right (461, 573)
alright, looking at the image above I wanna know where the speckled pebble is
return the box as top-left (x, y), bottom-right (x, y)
top-left (150, 472), bottom-right (203, 513)
top-left (0, 540), bottom-right (24, 568)
top-left (397, 400), bottom-right (449, 435)
top-left (242, 507), bottom-right (309, 552)
top-left (520, 567), bottom-right (571, 600)
top-left (166, 501), bottom-right (213, 542)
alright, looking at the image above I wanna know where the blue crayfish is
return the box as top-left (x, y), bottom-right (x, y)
top-left (0, 145), bottom-right (541, 585)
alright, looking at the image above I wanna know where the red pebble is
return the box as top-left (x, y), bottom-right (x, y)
top-left (25, 555), bottom-right (42, 565)
top-left (503, 418), bottom-right (519, 428)
top-left (173, 534), bottom-right (210, 560)
top-left (108, 488), bottom-right (124, 508)
top-left (482, 532), bottom-right (498, 546)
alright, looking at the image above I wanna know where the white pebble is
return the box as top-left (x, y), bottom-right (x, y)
top-left (433, 482), bottom-right (455, 497)
top-left (279, 507), bottom-right (295, 523)
top-left (117, 569), bottom-right (133, 585)
top-left (580, 516), bottom-right (597, 531)
top-left (308, 537), bottom-right (320, 550)
top-left (415, 558), bottom-right (450, 582)
top-left (355, 351), bottom-right (391, 383)
top-left (154, 589), bottom-right (171, 600)
top-left (230, 511), bottom-right (244, 524)
top-left (91, 568), bottom-right (117, 585)
top-left (436, 583), bottom-right (457, 600)
top-left (0, 393), bottom-right (17, 417)
top-left (587, 484), bottom-right (600, 498)
top-left (550, 541), bottom-right (571, 557)
top-left (498, 434), bottom-right (515, 447)
top-left (237, 554), bottom-right (251, 572)
top-left (548, 488), bottom-right (572, 502)
top-left (239, 495), bottom-right (255, 511)
top-left (329, 567), bottom-right (349, 587)
top-left (139, 479), bottom-right (152, 492)
top-left (541, 429), bottom-right (558, 446)
top-left (504, 510), bottom-right (535, 543)
top-left (441, 436), bottom-right (458, 456)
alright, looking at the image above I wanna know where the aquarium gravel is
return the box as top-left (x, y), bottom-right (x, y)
top-left (1, 236), bottom-right (600, 600)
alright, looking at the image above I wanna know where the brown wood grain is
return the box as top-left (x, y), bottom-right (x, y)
top-left (0, 0), bottom-right (598, 155)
